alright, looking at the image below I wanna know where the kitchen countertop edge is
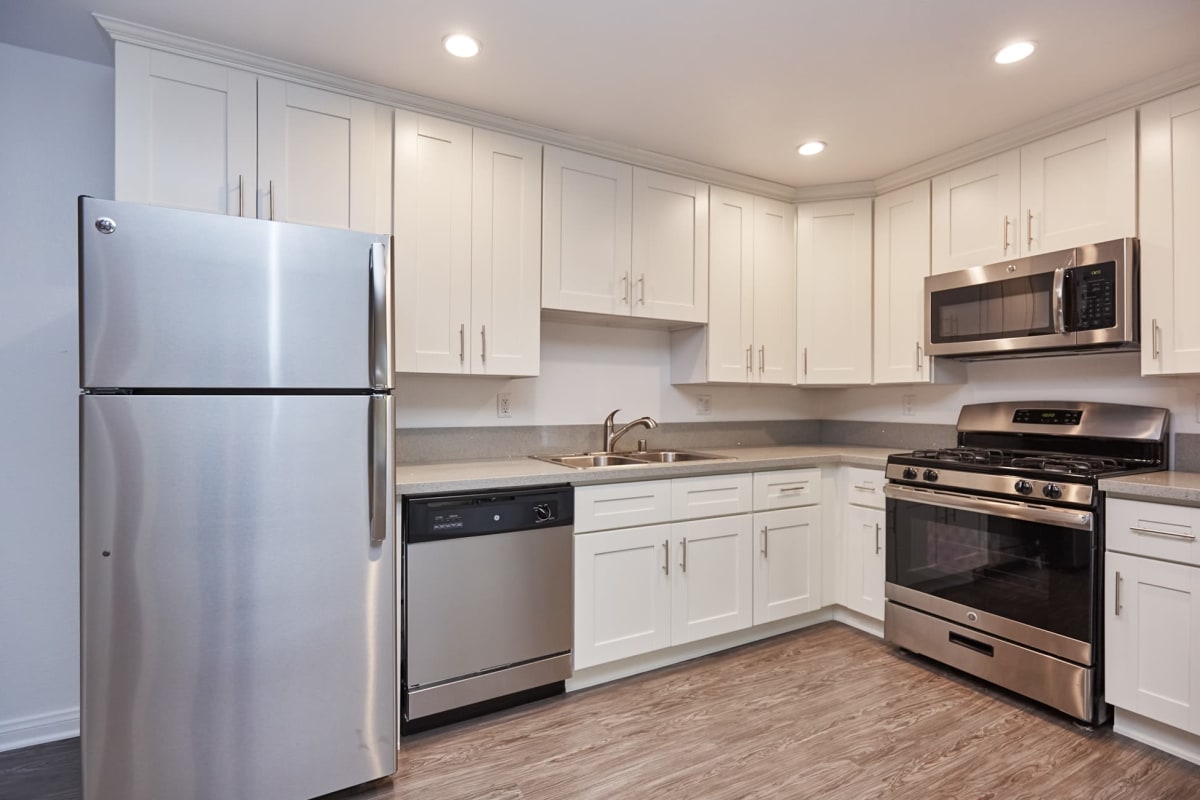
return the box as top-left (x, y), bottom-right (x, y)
top-left (396, 445), bottom-right (897, 496)
top-left (1100, 471), bottom-right (1200, 506)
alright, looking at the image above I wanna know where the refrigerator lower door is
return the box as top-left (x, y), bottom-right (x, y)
top-left (81, 393), bottom-right (396, 800)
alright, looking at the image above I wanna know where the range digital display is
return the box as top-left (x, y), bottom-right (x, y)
top-left (1012, 409), bottom-right (1083, 425)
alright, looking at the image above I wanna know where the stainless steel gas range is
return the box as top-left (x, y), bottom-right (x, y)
top-left (882, 401), bottom-right (1169, 724)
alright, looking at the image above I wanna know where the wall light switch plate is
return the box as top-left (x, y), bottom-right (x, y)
top-left (902, 395), bottom-right (915, 417)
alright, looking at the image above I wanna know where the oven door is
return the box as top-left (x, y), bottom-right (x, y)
top-left (884, 484), bottom-right (1098, 665)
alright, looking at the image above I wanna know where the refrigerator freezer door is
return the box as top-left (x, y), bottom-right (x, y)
top-left (79, 197), bottom-right (393, 390)
top-left (81, 393), bottom-right (396, 800)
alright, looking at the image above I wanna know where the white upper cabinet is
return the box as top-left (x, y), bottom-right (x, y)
top-left (394, 113), bottom-right (541, 376)
top-left (1140, 86), bottom-right (1200, 376)
top-left (873, 182), bottom-right (931, 383)
top-left (796, 198), bottom-right (873, 385)
top-left (542, 147), bottom-right (633, 315)
top-left (115, 43), bottom-right (256, 216)
top-left (257, 78), bottom-right (389, 233)
top-left (671, 189), bottom-right (794, 384)
top-left (115, 43), bottom-right (389, 234)
top-left (932, 110), bottom-right (1135, 273)
top-left (542, 147), bottom-right (707, 324)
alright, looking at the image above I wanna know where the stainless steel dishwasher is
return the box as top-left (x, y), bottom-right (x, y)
top-left (401, 485), bottom-right (574, 733)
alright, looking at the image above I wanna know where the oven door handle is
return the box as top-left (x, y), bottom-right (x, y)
top-left (883, 484), bottom-right (1094, 531)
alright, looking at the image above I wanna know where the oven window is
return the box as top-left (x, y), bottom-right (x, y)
top-left (886, 499), bottom-right (1094, 644)
top-left (929, 272), bottom-right (1055, 344)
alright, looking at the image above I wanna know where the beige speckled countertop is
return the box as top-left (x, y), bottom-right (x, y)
top-left (1100, 471), bottom-right (1200, 506)
top-left (396, 444), bottom-right (897, 496)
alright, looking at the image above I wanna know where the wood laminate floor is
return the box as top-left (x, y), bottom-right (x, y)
top-left (5, 623), bottom-right (1198, 799)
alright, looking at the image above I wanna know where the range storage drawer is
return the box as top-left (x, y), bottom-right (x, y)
top-left (1108, 497), bottom-right (1200, 566)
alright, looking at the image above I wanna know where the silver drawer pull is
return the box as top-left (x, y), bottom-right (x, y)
top-left (853, 483), bottom-right (877, 492)
top-left (1129, 525), bottom-right (1196, 542)
top-left (780, 485), bottom-right (806, 493)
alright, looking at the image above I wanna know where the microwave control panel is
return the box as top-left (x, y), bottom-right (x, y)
top-left (1069, 262), bottom-right (1116, 331)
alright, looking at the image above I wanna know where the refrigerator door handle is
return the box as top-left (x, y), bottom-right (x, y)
top-left (368, 395), bottom-right (388, 544)
top-left (368, 242), bottom-right (392, 390)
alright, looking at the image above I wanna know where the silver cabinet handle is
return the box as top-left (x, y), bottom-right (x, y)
top-left (480, 325), bottom-right (487, 364)
top-left (637, 273), bottom-right (646, 305)
top-left (368, 243), bottom-right (390, 389)
top-left (1052, 267), bottom-right (1066, 334)
top-left (237, 174), bottom-right (244, 216)
top-left (1129, 525), bottom-right (1196, 541)
top-left (759, 345), bottom-right (765, 374)
top-left (874, 523), bottom-right (881, 555)
top-left (1026, 208), bottom-right (1034, 250)
top-left (268, 179), bottom-right (275, 221)
top-left (662, 539), bottom-right (670, 576)
top-left (761, 525), bottom-right (769, 557)
top-left (780, 485), bottom-right (806, 493)
top-left (803, 347), bottom-right (808, 376)
top-left (853, 483), bottom-right (877, 492)
top-left (458, 323), bottom-right (465, 363)
top-left (1002, 215), bottom-right (1011, 254)
top-left (746, 346), bottom-right (752, 371)
top-left (368, 396), bottom-right (388, 544)
top-left (621, 273), bottom-right (629, 304)
top-left (1152, 319), bottom-right (1161, 359)
top-left (1114, 570), bottom-right (1122, 616)
top-left (680, 537), bottom-right (687, 572)
top-left (916, 341), bottom-right (923, 372)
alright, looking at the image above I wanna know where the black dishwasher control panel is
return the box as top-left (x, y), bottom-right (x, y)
top-left (404, 485), bottom-right (574, 543)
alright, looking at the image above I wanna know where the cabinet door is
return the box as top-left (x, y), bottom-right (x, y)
top-left (796, 198), bottom-right (873, 385)
top-left (1106, 552), bottom-right (1200, 734)
top-left (1020, 110), bottom-right (1136, 255)
top-left (1140, 86), bottom-right (1200, 376)
top-left (672, 516), bottom-right (753, 644)
top-left (931, 150), bottom-right (1020, 273)
top-left (257, 78), bottom-right (383, 232)
top-left (705, 187), bottom-right (755, 382)
top-left (632, 169), bottom-right (708, 323)
top-left (753, 197), bottom-right (798, 384)
top-left (393, 112), bottom-right (473, 373)
top-left (542, 147), bottom-right (632, 315)
top-left (843, 503), bottom-right (886, 620)
top-left (873, 181), bottom-right (932, 383)
top-left (753, 506), bottom-right (821, 624)
top-left (472, 130), bottom-right (542, 376)
top-left (574, 525), bottom-right (673, 669)
top-left (114, 44), bottom-right (256, 216)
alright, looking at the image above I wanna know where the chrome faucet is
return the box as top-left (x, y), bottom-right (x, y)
top-left (603, 409), bottom-right (658, 452)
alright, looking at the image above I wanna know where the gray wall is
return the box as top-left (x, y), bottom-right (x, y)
top-left (0, 43), bottom-right (113, 749)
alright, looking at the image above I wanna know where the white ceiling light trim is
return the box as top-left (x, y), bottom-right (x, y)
top-left (797, 141), bottom-right (826, 156)
top-left (443, 33), bottom-right (481, 58)
top-left (994, 41), bottom-right (1036, 64)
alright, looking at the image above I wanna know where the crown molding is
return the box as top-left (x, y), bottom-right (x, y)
top-left (95, 14), bottom-right (797, 202)
top-left (873, 58), bottom-right (1200, 195)
top-left (792, 181), bottom-right (876, 203)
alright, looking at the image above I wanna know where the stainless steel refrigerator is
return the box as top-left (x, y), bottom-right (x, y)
top-left (78, 197), bottom-right (396, 800)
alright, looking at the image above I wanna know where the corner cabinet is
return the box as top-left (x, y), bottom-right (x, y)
top-left (931, 110), bottom-right (1136, 274)
top-left (671, 189), bottom-right (795, 384)
top-left (1140, 85), bottom-right (1200, 376)
top-left (841, 467), bottom-right (886, 621)
top-left (115, 43), bottom-right (390, 233)
top-left (542, 147), bottom-right (708, 324)
top-left (392, 113), bottom-right (541, 376)
top-left (796, 198), bottom-right (873, 385)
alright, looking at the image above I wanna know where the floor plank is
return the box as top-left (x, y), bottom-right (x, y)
top-left (4, 623), bottom-right (1198, 799)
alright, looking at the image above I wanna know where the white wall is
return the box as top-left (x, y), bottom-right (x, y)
top-left (396, 320), bottom-right (821, 427)
top-left (0, 43), bottom-right (113, 750)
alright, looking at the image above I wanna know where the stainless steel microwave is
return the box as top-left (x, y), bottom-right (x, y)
top-left (925, 238), bottom-right (1138, 359)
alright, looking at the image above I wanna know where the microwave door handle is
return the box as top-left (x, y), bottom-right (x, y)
top-left (1052, 267), bottom-right (1067, 334)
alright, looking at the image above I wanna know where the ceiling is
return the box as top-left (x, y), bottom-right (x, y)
top-left (5, 0), bottom-right (1200, 189)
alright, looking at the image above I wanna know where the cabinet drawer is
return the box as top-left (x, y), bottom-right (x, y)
top-left (1108, 498), bottom-right (1200, 566)
top-left (575, 480), bottom-right (673, 533)
top-left (753, 468), bottom-right (822, 510)
top-left (671, 473), bottom-right (752, 520)
top-left (845, 467), bottom-right (886, 510)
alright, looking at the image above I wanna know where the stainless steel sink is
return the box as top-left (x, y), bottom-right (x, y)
top-left (533, 449), bottom-right (735, 469)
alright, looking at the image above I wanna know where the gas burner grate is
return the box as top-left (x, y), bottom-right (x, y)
top-left (1008, 454), bottom-right (1126, 475)
top-left (911, 448), bottom-right (1008, 464)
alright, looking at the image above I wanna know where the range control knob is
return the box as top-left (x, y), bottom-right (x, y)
top-left (902, 467), bottom-right (918, 480)
top-left (1043, 483), bottom-right (1062, 500)
top-left (923, 469), bottom-right (939, 482)
top-left (1014, 480), bottom-right (1033, 495)
top-left (534, 503), bottom-right (553, 522)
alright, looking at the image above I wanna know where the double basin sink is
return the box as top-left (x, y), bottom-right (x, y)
top-left (534, 449), bottom-right (736, 469)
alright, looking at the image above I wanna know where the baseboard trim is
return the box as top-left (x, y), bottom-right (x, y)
top-left (1113, 708), bottom-right (1200, 767)
top-left (0, 708), bottom-right (80, 753)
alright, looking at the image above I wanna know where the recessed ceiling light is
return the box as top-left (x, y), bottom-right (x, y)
top-left (994, 41), bottom-right (1036, 65)
top-left (797, 141), bottom-right (826, 156)
top-left (443, 33), bottom-right (481, 58)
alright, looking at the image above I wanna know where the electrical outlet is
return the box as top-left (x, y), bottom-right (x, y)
top-left (696, 394), bottom-right (712, 416)
top-left (902, 394), bottom-right (915, 417)
top-left (497, 392), bottom-right (512, 418)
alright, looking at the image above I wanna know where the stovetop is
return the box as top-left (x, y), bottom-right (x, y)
top-left (894, 447), bottom-right (1143, 479)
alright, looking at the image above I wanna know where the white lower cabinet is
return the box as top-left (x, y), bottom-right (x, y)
top-left (672, 515), bottom-right (754, 643)
top-left (841, 467), bottom-right (886, 621)
top-left (753, 505), bottom-right (822, 623)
